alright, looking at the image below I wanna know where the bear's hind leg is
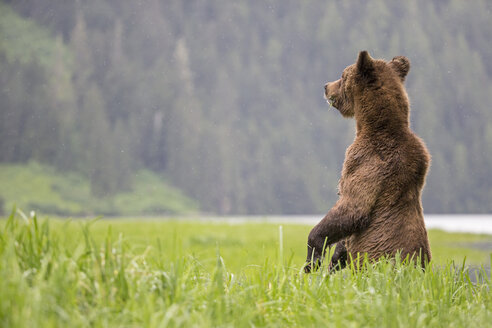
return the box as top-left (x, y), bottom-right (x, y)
top-left (329, 240), bottom-right (348, 272)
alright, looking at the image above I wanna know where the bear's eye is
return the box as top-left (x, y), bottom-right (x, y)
top-left (341, 72), bottom-right (347, 82)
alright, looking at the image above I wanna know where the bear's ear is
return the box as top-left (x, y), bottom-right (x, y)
top-left (356, 50), bottom-right (375, 78)
top-left (389, 56), bottom-right (410, 82)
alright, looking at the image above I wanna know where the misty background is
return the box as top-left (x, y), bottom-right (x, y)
top-left (0, 0), bottom-right (491, 216)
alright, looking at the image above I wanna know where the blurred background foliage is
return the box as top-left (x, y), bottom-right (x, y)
top-left (0, 0), bottom-right (491, 215)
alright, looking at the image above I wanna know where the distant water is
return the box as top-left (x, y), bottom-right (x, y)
top-left (198, 214), bottom-right (492, 235)
top-left (424, 214), bottom-right (492, 234)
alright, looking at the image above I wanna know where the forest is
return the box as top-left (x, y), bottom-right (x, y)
top-left (1, 0), bottom-right (491, 215)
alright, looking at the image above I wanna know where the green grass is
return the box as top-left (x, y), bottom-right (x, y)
top-left (0, 162), bottom-right (198, 216)
top-left (1, 210), bottom-right (491, 327)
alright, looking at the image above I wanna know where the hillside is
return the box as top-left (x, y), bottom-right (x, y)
top-left (0, 162), bottom-right (198, 216)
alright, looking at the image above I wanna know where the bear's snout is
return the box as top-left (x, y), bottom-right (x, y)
top-left (324, 82), bottom-right (331, 101)
top-left (324, 82), bottom-right (331, 97)
top-left (324, 80), bottom-right (339, 107)
top-left (324, 80), bottom-right (340, 100)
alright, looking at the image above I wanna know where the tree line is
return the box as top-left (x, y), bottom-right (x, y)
top-left (1, 0), bottom-right (491, 214)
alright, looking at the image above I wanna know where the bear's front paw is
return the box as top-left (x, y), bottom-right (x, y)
top-left (304, 257), bottom-right (322, 273)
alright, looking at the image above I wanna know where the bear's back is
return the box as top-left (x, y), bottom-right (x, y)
top-left (344, 128), bottom-right (431, 265)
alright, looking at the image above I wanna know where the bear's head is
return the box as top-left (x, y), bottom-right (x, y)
top-left (324, 51), bottom-right (410, 119)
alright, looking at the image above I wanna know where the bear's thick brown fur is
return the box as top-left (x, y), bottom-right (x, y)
top-left (305, 51), bottom-right (431, 272)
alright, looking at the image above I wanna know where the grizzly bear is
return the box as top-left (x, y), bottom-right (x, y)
top-left (305, 51), bottom-right (431, 272)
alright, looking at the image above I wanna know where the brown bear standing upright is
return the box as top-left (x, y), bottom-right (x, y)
top-left (305, 51), bottom-right (431, 272)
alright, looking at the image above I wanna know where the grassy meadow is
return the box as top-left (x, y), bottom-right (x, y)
top-left (1, 210), bottom-right (491, 327)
